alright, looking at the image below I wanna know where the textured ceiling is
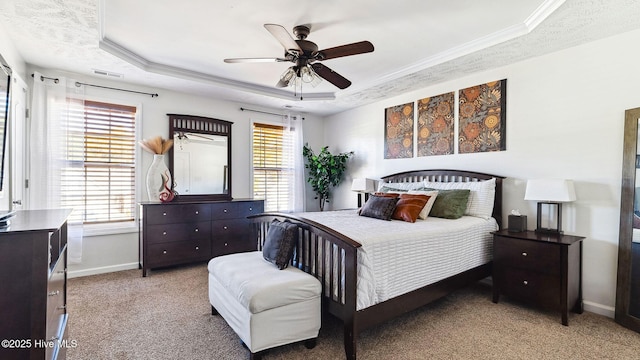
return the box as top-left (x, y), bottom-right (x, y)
top-left (1, 0), bottom-right (640, 116)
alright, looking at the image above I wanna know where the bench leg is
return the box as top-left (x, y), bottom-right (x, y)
top-left (249, 351), bottom-right (263, 360)
top-left (304, 338), bottom-right (317, 349)
top-left (211, 305), bottom-right (219, 315)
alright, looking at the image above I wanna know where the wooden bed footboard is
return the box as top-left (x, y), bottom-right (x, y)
top-left (249, 212), bottom-right (361, 358)
top-left (249, 169), bottom-right (504, 360)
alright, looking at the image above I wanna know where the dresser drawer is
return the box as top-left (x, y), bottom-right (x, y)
top-left (147, 240), bottom-right (211, 267)
top-left (237, 201), bottom-right (264, 217)
top-left (212, 236), bottom-right (255, 257)
top-left (212, 218), bottom-right (251, 238)
top-left (210, 202), bottom-right (241, 219)
top-left (46, 250), bottom-right (66, 342)
top-left (499, 267), bottom-right (560, 309)
top-left (146, 221), bottom-right (211, 244)
top-left (146, 204), bottom-right (211, 225)
top-left (494, 236), bottom-right (560, 275)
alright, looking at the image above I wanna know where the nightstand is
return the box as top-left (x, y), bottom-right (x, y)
top-left (492, 230), bottom-right (585, 325)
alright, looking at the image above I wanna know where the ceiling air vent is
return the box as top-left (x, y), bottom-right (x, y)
top-left (92, 69), bottom-right (123, 79)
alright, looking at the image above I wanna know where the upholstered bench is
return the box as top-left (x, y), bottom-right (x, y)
top-left (208, 246), bottom-right (321, 360)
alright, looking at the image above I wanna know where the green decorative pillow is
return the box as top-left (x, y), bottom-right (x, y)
top-left (424, 188), bottom-right (470, 219)
top-left (262, 219), bottom-right (298, 269)
top-left (359, 194), bottom-right (399, 220)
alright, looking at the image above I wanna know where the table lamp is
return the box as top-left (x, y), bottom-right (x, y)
top-left (351, 178), bottom-right (375, 207)
top-left (524, 179), bottom-right (576, 234)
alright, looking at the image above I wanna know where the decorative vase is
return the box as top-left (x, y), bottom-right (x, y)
top-left (146, 154), bottom-right (174, 203)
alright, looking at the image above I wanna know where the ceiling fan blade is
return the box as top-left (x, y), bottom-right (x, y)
top-left (316, 41), bottom-right (374, 61)
top-left (264, 24), bottom-right (302, 53)
top-left (311, 63), bottom-right (351, 89)
top-left (224, 57), bottom-right (289, 63)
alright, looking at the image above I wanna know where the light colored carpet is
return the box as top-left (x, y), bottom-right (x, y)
top-left (67, 263), bottom-right (640, 360)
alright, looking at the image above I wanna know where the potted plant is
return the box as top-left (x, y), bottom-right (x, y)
top-left (303, 144), bottom-right (353, 211)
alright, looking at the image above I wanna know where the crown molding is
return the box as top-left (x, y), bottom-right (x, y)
top-left (343, 0), bottom-right (566, 96)
top-left (97, 0), bottom-right (563, 102)
top-left (98, 37), bottom-right (335, 101)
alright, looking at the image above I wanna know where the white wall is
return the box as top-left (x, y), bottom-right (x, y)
top-left (21, 66), bottom-right (324, 277)
top-left (323, 28), bottom-right (640, 317)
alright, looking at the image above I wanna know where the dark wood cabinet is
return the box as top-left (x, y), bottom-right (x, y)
top-left (0, 209), bottom-right (71, 360)
top-left (492, 230), bottom-right (584, 326)
top-left (139, 199), bottom-right (264, 276)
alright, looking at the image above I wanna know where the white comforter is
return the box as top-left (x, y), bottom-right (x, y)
top-left (298, 210), bottom-right (498, 310)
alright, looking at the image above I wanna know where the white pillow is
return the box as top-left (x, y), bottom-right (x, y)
top-left (407, 190), bottom-right (439, 219)
top-left (377, 181), bottom-right (424, 192)
top-left (422, 178), bottom-right (496, 219)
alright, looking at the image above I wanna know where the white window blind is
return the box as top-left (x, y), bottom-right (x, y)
top-left (60, 100), bottom-right (137, 225)
top-left (252, 122), bottom-right (294, 212)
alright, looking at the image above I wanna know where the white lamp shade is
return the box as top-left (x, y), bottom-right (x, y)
top-left (351, 178), bottom-right (375, 193)
top-left (524, 179), bottom-right (576, 202)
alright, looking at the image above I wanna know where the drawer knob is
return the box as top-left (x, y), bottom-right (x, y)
top-left (163, 231), bottom-right (167, 235)
top-left (224, 242), bottom-right (228, 246)
top-left (163, 212), bottom-right (167, 216)
top-left (195, 211), bottom-right (199, 215)
top-left (223, 209), bottom-right (228, 213)
top-left (249, 207), bottom-right (253, 211)
top-left (48, 290), bottom-right (60, 297)
top-left (163, 250), bottom-right (167, 254)
top-left (195, 246), bottom-right (199, 250)
top-left (523, 280), bottom-right (528, 285)
top-left (195, 228), bottom-right (199, 232)
top-left (521, 252), bottom-right (527, 257)
top-left (223, 226), bottom-right (228, 230)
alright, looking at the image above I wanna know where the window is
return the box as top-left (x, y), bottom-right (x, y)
top-left (252, 122), bottom-right (294, 212)
top-left (60, 100), bottom-right (137, 225)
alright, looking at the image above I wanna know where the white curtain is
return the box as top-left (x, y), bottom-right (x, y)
top-left (30, 71), bottom-right (84, 264)
top-left (284, 113), bottom-right (305, 212)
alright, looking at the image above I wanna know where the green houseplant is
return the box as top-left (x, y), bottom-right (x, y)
top-left (303, 144), bottom-right (354, 211)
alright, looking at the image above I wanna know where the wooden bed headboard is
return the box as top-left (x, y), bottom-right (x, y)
top-left (380, 169), bottom-right (505, 229)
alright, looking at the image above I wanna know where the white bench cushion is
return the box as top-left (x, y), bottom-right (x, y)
top-left (208, 251), bottom-right (321, 314)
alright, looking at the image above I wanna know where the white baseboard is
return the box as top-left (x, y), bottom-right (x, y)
top-left (583, 300), bottom-right (615, 318)
top-left (68, 262), bottom-right (139, 278)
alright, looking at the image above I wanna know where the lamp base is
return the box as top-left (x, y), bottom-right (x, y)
top-left (356, 193), bottom-right (370, 208)
top-left (535, 202), bottom-right (563, 234)
top-left (534, 227), bottom-right (563, 235)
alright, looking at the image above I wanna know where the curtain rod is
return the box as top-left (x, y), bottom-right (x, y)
top-left (239, 107), bottom-right (305, 120)
top-left (31, 73), bottom-right (158, 97)
top-left (75, 81), bottom-right (158, 98)
top-left (31, 73), bottom-right (59, 84)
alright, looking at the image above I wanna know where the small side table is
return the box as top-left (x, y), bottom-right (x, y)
top-left (492, 230), bottom-right (585, 326)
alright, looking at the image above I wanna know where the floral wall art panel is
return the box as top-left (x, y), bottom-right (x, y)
top-left (417, 92), bottom-right (454, 156)
top-left (458, 79), bottom-right (507, 153)
top-left (384, 102), bottom-right (414, 159)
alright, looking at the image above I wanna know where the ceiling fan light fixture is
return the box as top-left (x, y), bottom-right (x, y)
top-left (277, 67), bottom-right (297, 87)
top-left (300, 65), bottom-right (322, 87)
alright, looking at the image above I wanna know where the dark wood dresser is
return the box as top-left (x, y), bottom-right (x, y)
top-left (139, 199), bottom-right (264, 276)
top-left (492, 229), bottom-right (584, 325)
top-left (0, 209), bottom-right (71, 360)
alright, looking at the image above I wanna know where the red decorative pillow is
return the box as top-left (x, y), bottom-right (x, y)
top-left (392, 194), bottom-right (431, 223)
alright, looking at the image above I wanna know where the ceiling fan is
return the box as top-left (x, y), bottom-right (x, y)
top-left (224, 24), bottom-right (374, 90)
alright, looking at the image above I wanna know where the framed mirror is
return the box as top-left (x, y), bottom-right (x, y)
top-left (168, 114), bottom-right (233, 201)
top-left (616, 107), bottom-right (640, 332)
